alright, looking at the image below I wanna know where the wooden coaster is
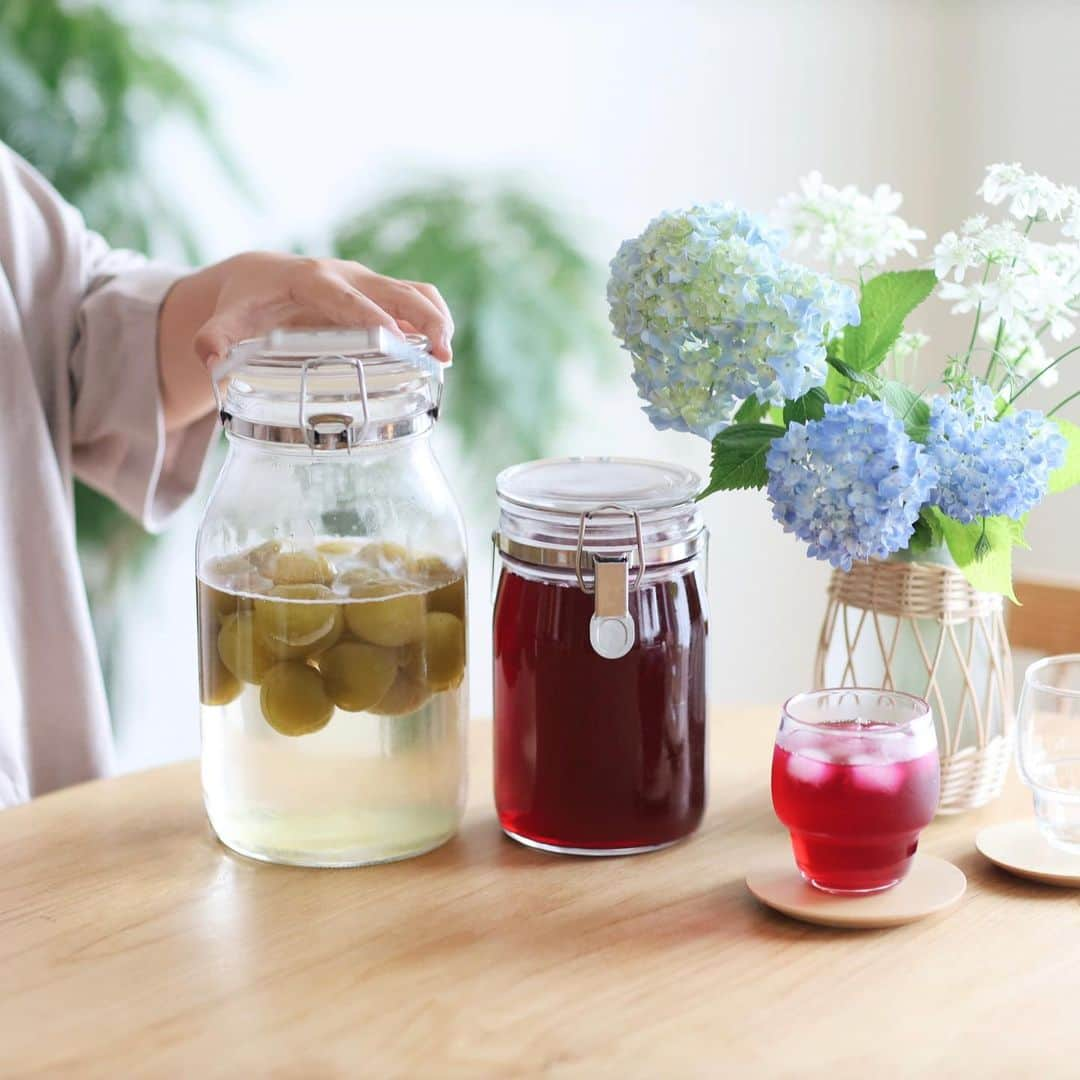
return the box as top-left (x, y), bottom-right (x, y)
top-left (746, 854), bottom-right (966, 928)
top-left (976, 820), bottom-right (1080, 887)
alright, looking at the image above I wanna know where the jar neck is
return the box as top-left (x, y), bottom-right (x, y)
top-left (223, 426), bottom-right (434, 462)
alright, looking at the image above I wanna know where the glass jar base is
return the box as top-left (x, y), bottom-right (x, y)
top-left (210, 826), bottom-right (457, 868)
top-left (503, 827), bottom-right (683, 857)
top-left (205, 801), bottom-right (460, 868)
top-left (802, 871), bottom-right (901, 895)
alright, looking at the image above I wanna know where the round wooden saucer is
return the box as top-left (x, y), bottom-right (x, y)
top-left (746, 854), bottom-right (966, 928)
top-left (976, 820), bottom-right (1080, 887)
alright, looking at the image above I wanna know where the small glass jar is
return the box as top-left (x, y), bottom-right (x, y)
top-left (493, 456), bottom-right (709, 855)
top-left (196, 329), bottom-right (468, 867)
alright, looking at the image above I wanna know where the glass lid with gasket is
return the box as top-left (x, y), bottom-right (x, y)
top-left (211, 327), bottom-right (446, 450)
top-left (494, 455), bottom-right (707, 575)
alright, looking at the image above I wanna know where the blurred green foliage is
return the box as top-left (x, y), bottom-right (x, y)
top-left (0, 0), bottom-right (240, 256)
top-left (333, 181), bottom-right (612, 472)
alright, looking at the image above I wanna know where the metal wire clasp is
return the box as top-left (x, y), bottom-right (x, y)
top-left (298, 353), bottom-right (370, 451)
top-left (574, 504), bottom-right (646, 594)
top-left (575, 504), bottom-right (646, 660)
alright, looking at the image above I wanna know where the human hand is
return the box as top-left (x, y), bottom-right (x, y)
top-left (191, 252), bottom-right (454, 368)
top-left (158, 252), bottom-right (454, 431)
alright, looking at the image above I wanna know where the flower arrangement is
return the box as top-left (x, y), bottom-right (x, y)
top-left (608, 165), bottom-right (1080, 597)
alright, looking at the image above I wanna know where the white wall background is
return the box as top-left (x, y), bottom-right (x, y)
top-left (114, 0), bottom-right (1080, 771)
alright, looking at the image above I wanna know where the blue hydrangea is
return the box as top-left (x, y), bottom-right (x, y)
top-left (607, 203), bottom-right (860, 439)
top-left (766, 398), bottom-right (938, 571)
top-left (926, 384), bottom-right (1066, 522)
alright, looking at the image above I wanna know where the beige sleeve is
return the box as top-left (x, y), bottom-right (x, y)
top-left (70, 264), bottom-right (218, 531)
top-left (0, 142), bottom-right (217, 533)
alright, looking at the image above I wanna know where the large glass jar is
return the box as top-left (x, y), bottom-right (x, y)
top-left (196, 329), bottom-right (467, 867)
top-left (493, 457), bottom-right (708, 855)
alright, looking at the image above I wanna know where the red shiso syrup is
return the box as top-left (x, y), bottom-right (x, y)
top-left (771, 724), bottom-right (940, 893)
top-left (493, 565), bottom-right (707, 853)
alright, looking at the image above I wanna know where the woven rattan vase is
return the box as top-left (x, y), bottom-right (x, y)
top-left (813, 553), bottom-right (1014, 813)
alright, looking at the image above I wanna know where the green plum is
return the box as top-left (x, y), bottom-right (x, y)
top-left (318, 641), bottom-right (399, 712)
top-left (344, 590), bottom-right (426, 648)
top-left (259, 662), bottom-right (334, 736)
top-left (254, 585), bottom-right (344, 659)
top-left (424, 612), bottom-right (466, 691)
top-left (217, 612), bottom-right (276, 684)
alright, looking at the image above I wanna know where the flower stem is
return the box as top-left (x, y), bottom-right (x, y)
top-left (1048, 389), bottom-right (1080, 417)
top-left (962, 264), bottom-right (992, 370)
top-left (986, 217), bottom-right (1036, 386)
top-left (1003, 341), bottom-right (1080, 413)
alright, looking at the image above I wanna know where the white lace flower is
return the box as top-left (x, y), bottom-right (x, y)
top-left (1061, 188), bottom-right (1080, 239)
top-left (982, 267), bottom-right (1027, 325)
top-left (979, 163), bottom-right (1071, 222)
top-left (891, 331), bottom-right (930, 360)
top-left (776, 171), bottom-right (925, 270)
top-left (933, 231), bottom-right (981, 282)
top-left (976, 221), bottom-right (1029, 261)
top-left (939, 279), bottom-right (984, 317)
top-left (1021, 245), bottom-right (1079, 340)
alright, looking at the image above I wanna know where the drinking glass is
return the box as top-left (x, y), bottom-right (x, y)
top-left (771, 688), bottom-right (941, 894)
top-left (1017, 655), bottom-right (1080, 852)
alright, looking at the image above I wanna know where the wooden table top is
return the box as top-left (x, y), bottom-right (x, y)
top-left (4, 709), bottom-right (1079, 1078)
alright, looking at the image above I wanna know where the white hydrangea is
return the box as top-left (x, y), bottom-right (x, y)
top-left (776, 171), bottom-right (925, 270)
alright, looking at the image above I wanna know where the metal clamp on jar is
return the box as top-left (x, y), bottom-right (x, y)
top-left (492, 456), bottom-right (709, 856)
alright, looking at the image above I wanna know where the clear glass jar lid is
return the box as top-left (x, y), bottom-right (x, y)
top-left (212, 327), bottom-right (445, 450)
top-left (495, 456), bottom-right (705, 574)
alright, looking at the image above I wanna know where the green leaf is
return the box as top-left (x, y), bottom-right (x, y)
top-left (880, 381), bottom-right (932, 442)
top-left (783, 387), bottom-right (828, 426)
top-left (700, 424), bottom-right (787, 497)
top-left (824, 362), bottom-right (849, 403)
top-left (842, 270), bottom-right (937, 372)
top-left (907, 508), bottom-right (944, 554)
top-left (1049, 418), bottom-right (1080, 494)
top-left (732, 397), bottom-right (770, 425)
top-left (826, 355), bottom-right (883, 396)
top-left (930, 509), bottom-right (1019, 601)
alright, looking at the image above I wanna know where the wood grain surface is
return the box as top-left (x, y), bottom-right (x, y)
top-left (3, 711), bottom-right (1079, 1078)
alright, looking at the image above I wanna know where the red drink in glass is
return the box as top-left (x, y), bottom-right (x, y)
top-left (771, 690), bottom-right (940, 893)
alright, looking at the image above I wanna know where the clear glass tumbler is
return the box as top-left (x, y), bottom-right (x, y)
top-left (771, 688), bottom-right (941, 894)
top-left (1017, 655), bottom-right (1080, 852)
